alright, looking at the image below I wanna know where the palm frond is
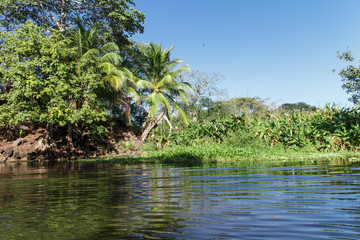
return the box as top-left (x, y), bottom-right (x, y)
top-left (176, 89), bottom-right (190, 103)
top-left (122, 85), bottom-right (140, 102)
top-left (136, 79), bottom-right (153, 89)
top-left (147, 92), bottom-right (171, 118)
top-left (148, 92), bottom-right (158, 118)
top-left (100, 62), bottom-right (117, 74)
top-left (169, 97), bottom-right (190, 125)
top-left (120, 67), bottom-right (136, 84)
top-left (101, 52), bottom-right (123, 67)
top-left (103, 75), bottom-right (125, 90)
top-left (170, 65), bottom-right (190, 76)
top-left (156, 93), bottom-right (172, 118)
top-left (101, 42), bottom-right (120, 54)
top-left (80, 48), bottom-right (99, 62)
top-left (157, 74), bottom-right (174, 88)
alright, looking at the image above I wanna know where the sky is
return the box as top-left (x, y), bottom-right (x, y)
top-left (132, 0), bottom-right (360, 107)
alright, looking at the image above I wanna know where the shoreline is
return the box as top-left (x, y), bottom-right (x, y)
top-left (2, 129), bottom-right (360, 165)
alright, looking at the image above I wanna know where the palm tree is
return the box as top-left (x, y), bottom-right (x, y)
top-left (67, 21), bottom-right (139, 123)
top-left (64, 23), bottom-right (138, 149)
top-left (137, 43), bottom-right (192, 142)
top-left (101, 49), bottom-right (140, 123)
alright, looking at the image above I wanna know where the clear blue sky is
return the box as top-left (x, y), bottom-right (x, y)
top-left (132, 0), bottom-right (360, 107)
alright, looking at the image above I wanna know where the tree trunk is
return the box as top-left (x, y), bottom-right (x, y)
top-left (118, 97), bottom-right (132, 124)
top-left (66, 122), bottom-right (74, 151)
top-left (46, 123), bottom-right (54, 141)
top-left (163, 114), bottom-right (173, 137)
top-left (140, 112), bottom-right (165, 142)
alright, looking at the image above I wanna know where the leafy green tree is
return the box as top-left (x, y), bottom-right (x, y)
top-left (0, 0), bottom-right (145, 45)
top-left (0, 21), bottom-right (108, 143)
top-left (66, 21), bottom-right (139, 124)
top-left (136, 43), bottom-right (192, 141)
top-left (213, 97), bottom-right (269, 117)
top-left (198, 97), bottom-right (215, 117)
top-left (279, 102), bottom-right (317, 112)
top-left (337, 49), bottom-right (360, 104)
top-left (67, 20), bottom-right (111, 60)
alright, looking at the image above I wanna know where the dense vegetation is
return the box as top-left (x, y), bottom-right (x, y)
top-left (0, 1), bottom-right (193, 160)
top-left (1, 0), bottom-right (360, 162)
top-left (139, 100), bottom-right (360, 163)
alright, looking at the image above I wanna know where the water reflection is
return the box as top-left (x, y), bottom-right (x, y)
top-left (0, 160), bottom-right (360, 239)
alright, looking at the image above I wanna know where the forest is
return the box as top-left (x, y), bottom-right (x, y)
top-left (1, 0), bottom-right (360, 162)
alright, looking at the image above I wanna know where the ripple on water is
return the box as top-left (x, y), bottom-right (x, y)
top-left (1, 163), bottom-right (360, 239)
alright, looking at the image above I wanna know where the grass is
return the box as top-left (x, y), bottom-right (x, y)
top-left (80, 142), bottom-right (360, 168)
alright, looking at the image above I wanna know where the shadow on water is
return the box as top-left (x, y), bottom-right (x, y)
top-left (90, 151), bottom-right (207, 168)
top-left (82, 153), bottom-right (360, 169)
top-left (1, 155), bottom-right (360, 176)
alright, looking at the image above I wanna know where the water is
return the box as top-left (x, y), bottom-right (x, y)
top-left (1, 159), bottom-right (360, 239)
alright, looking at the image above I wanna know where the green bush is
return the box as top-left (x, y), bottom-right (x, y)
top-left (255, 105), bottom-right (360, 151)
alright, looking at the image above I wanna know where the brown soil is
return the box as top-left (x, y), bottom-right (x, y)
top-left (0, 122), bottom-right (144, 162)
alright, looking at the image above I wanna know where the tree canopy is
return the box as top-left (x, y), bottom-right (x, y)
top-left (337, 49), bottom-right (360, 104)
top-left (0, 0), bottom-right (145, 45)
top-left (213, 97), bottom-right (269, 117)
top-left (279, 102), bottom-right (317, 112)
top-left (136, 43), bottom-right (192, 141)
top-left (0, 21), bottom-right (108, 131)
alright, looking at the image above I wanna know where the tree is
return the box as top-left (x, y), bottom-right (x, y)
top-left (0, 0), bottom-right (145, 45)
top-left (213, 97), bottom-right (269, 117)
top-left (198, 97), bottom-right (215, 117)
top-left (67, 20), bottom-right (111, 59)
top-left (177, 70), bottom-right (226, 121)
top-left (337, 49), bottom-right (360, 104)
top-left (0, 21), bottom-right (108, 143)
top-left (279, 102), bottom-right (317, 112)
top-left (101, 51), bottom-right (140, 124)
top-left (66, 22), bottom-right (139, 124)
top-left (136, 43), bottom-right (192, 142)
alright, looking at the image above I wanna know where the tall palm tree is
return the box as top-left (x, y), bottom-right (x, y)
top-left (137, 43), bottom-right (192, 142)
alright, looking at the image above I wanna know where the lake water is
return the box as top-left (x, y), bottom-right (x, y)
top-left (1, 159), bottom-right (360, 239)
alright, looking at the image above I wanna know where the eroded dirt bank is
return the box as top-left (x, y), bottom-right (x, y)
top-left (0, 122), bottom-right (143, 162)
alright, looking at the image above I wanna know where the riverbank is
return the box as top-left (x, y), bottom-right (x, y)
top-left (2, 130), bottom-right (360, 165)
top-left (92, 143), bottom-right (360, 166)
top-left (2, 120), bottom-right (360, 165)
top-left (0, 123), bottom-right (143, 162)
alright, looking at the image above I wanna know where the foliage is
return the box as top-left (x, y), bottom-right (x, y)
top-left (65, 21), bottom-right (140, 124)
top-left (149, 114), bottom-right (245, 147)
top-left (67, 21), bottom-right (112, 59)
top-left (337, 49), bottom-right (360, 104)
top-left (139, 43), bottom-right (191, 119)
top-left (148, 101), bottom-right (360, 161)
top-left (279, 102), bottom-right (317, 112)
top-left (213, 97), bottom-right (269, 117)
top-left (255, 105), bottom-right (360, 151)
top-left (136, 43), bottom-right (192, 141)
top-left (0, 21), bottom-right (108, 129)
top-left (0, 0), bottom-right (145, 45)
top-left (138, 142), bottom-right (301, 164)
